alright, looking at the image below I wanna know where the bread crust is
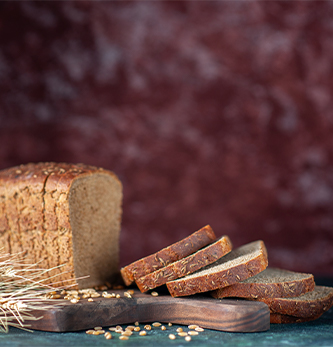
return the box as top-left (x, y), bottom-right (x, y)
top-left (166, 240), bottom-right (268, 297)
top-left (120, 225), bottom-right (216, 286)
top-left (257, 286), bottom-right (333, 318)
top-left (136, 235), bottom-right (232, 292)
top-left (0, 162), bottom-right (122, 288)
top-left (211, 268), bottom-right (315, 299)
top-left (270, 312), bottom-right (322, 324)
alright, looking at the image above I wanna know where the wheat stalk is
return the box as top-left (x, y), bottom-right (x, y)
top-left (0, 249), bottom-right (78, 333)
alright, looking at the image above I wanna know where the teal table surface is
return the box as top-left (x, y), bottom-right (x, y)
top-left (1, 278), bottom-right (333, 347)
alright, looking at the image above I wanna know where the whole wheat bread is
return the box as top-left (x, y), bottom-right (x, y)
top-left (270, 312), bottom-right (323, 324)
top-left (211, 268), bottom-right (315, 299)
top-left (256, 285), bottom-right (333, 318)
top-left (120, 225), bottom-right (216, 286)
top-left (166, 240), bottom-right (268, 297)
top-left (0, 162), bottom-right (122, 288)
top-left (135, 235), bottom-right (232, 292)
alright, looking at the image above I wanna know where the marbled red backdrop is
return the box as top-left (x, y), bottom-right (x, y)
top-left (1, 1), bottom-right (333, 276)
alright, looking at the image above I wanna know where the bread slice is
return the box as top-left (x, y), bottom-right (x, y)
top-left (211, 268), bottom-right (315, 299)
top-left (135, 235), bottom-right (232, 292)
top-left (270, 312), bottom-right (323, 324)
top-left (257, 286), bottom-right (333, 318)
top-left (166, 240), bottom-right (268, 297)
top-left (0, 162), bottom-right (122, 289)
top-left (120, 225), bottom-right (216, 286)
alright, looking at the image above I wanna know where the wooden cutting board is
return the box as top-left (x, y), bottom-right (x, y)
top-left (27, 289), bottom-right (270, 333)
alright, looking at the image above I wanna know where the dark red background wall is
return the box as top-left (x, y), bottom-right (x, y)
top-left (1, 1), bottom-right (333, 276)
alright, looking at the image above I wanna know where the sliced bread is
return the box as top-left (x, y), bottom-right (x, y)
top-left (166, 240), bottom-right (268, 297)
top-left (211, 268), bottom-right (315, 299)
top-left (120, 225), bottom-right (216, 286)
top-left (270, 313), bottom-right (323, 324)
top-left (256, 285), bottom-right (333, 318)
top-left (135, 235), bottom-right (232, 292)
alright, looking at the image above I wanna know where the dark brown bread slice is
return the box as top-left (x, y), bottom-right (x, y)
top-left (270, 312), bottom-right (323, 324)
top-left (120, 225), bottom-right (216, 286)
top-left (257, 286), bottom-right (333, 318)
top-left (0, 162), bottom-right (122, 288)
top-left (211, 268), bottom-right (315, 299)
top-left (166, 240), bottom-right (268, 297)
top-left (136, 235), bottom-right (232, 292)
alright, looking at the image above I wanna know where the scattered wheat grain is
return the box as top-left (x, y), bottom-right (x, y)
top-left (105, 332), bottom-right (112, 339)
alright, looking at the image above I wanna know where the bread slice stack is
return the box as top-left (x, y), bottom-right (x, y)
top-left (135, 235), bottom-right (233, 292)
top-left (166, 240), bottom-right (268, 297)
top-left (120, 225), bottom-right (217, 286)
top-left (210, 265), bottom-right (333, 324)
top-left (121, 225), bottom-right (235, 291)
top-left (121, 226), bottom-right (270, 296)
top-left (121, 227), bottom-right (333, 324)
top-left (260, 286), bottom-right (333, 323)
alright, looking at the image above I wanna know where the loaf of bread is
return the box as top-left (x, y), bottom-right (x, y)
top-left (211, 268), bottom-right (315, 299)
top-left (0, 162), bottom-right (122, 288)
top-left (135, 235), bottom-right (232, 292)
top-left (166, 240), bottom-right (268, 297)
top-left (120, 225), bottom-right (216, 286)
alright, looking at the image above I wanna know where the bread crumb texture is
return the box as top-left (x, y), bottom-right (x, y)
top-left (0, 162), bottom-right (122, 288)
top-left (166, 240), bottom-right (268, 297)
top-left (211, 268), bottom-right (315, 299)
top-left (259, 286), bottom-right (333, 318)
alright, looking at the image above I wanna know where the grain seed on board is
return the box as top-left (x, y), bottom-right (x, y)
top-left (124, 291), bottom-right (132, 298)
top-left (90, 293), bottom-right (101, 298)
